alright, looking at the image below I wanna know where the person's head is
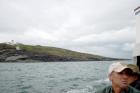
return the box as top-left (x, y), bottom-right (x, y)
top-left (108, 62), bottom-right (133, 89)
top-left (127, 64), bottom-right (140, 84)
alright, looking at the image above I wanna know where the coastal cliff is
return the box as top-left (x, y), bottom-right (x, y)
top-left (0, 43), bottom-right (118, 62)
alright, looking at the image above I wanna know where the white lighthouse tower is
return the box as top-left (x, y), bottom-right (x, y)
top-left (133, 6), bottom-right (140, 67)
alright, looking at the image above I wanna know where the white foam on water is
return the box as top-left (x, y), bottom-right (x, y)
top-left (66, 78), bottom-right (110, 93)
top-left (66, 85), bottom-right (96, 93)
top-left (94, 78), bottom-right (109, 83)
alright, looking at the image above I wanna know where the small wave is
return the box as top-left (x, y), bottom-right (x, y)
top-left (20, 85), bottom-right (32, 90)
top-left (45, 75), bottom-right (55, 78)
top-left (63, 77), bottom-right (82, 83)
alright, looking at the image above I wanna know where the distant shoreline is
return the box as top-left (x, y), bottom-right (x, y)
top-left (0, 59), bottom-right (132, 63)
top-left (0, 43), bottom-right (128, 62)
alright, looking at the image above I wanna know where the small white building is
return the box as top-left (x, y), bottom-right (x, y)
top-left (6, 40), bottom-right (21, 50)
top-left (6, 40), bottom-right (16, 45)
top-left (133, 6), bottom-right (140, 67)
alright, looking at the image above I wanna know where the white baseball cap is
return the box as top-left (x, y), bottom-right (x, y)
top-left (108, 62), bottom-right (131, 75)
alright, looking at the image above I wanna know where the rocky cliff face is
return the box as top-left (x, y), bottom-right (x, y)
top-left (0, 48), bottom-right (81, 62)
top-left (0, 47), bottom-right (28, 62)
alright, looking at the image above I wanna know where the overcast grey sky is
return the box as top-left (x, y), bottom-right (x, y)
top-left (0, 0), bottom-right (139, 58)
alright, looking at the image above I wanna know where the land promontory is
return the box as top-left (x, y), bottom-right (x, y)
top-left (0, 43), bottom-right (119, 62)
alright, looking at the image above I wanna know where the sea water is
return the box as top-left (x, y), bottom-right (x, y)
top-left (0, 60), bottom-right (132, 93)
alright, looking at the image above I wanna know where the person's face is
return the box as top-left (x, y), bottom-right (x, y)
top-left (128, 73), bottom-right (138, 84)
top-left (109, 69), bottom-right (132, 89)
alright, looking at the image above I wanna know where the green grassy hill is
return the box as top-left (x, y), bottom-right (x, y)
top-left (0, 43), bottom-right (118, 62)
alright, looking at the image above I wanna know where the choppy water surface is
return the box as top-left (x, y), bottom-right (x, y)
top-left (0, 60), bottom-right (132, 93)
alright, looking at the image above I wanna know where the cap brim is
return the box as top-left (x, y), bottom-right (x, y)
top-left (115, 67), bottom-right (129, 73)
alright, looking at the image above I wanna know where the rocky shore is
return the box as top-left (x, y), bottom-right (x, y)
top-left (0, 43), bottom-right (119, 62)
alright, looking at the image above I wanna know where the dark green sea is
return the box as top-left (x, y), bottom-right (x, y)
top-left (0, 60), bottom-right (132, 93)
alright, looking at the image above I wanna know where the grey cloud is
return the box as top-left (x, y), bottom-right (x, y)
top-left (0, 0), bottom-right (139, 58)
